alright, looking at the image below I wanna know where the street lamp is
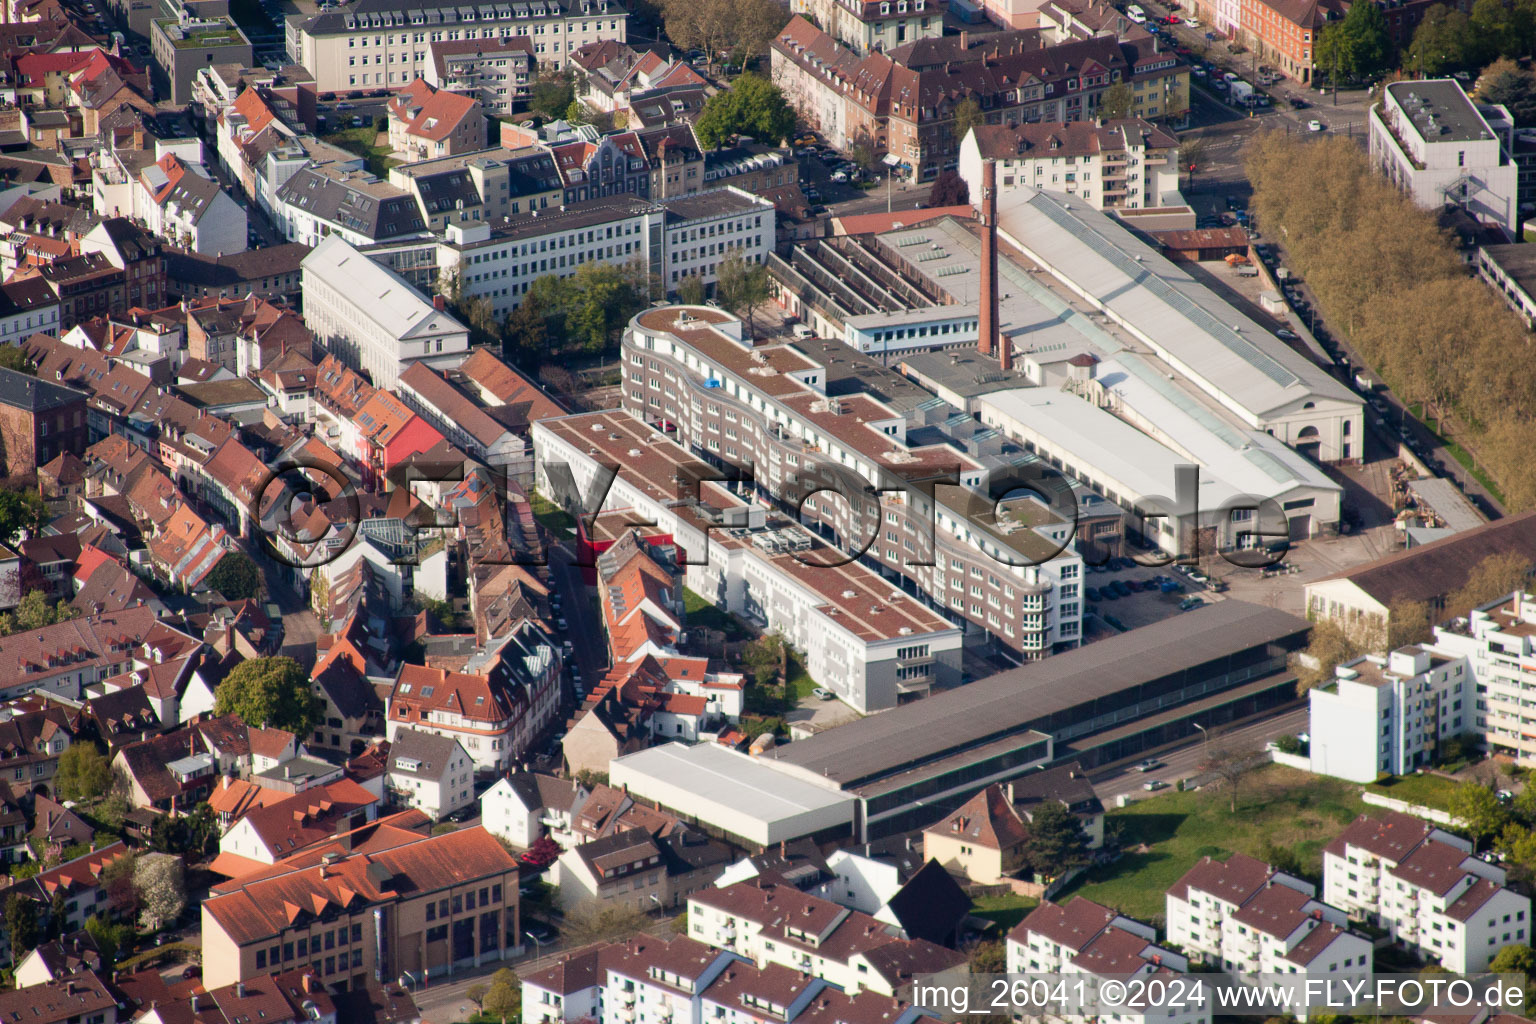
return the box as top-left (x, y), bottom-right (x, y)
top-left (525, 931), bottom-right (545, 955)
top-left (1193, 721), bottom-right (1210, 747)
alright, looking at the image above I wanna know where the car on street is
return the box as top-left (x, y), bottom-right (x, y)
top-left (1126, 4), bottom-right (1146, 21)
top-left (1143, 780), bottom-right (1169, 791)
top-left (812, 687), bottom-right (835, 700)
top-left (1184, 16), bottom-right (1200, 24)
top-left (1191, 65), bottom-right (1207, 76)
top-left (1291, 97), bottom-right (1310, 109)
top-left (1223, 71), bottom-right (1240, 81)
top-left (1135, 758), bottom-right (1163, 772)
top-left (1308, 119), bottom-right (1325, 131)
top-left (1276, 329), bottom-right (1298, 340)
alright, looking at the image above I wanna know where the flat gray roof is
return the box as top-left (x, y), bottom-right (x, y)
top-left (1386, 80), bottom-right (1496, 146)
top-left (1407, 476), bottom-right (1485, 534)
top-left (767, 599), bottom-right (1308, 787)
top-left (1481, 243), bottom-right (1536, 296)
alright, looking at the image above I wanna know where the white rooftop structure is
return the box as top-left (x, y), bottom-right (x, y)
top-left (608, 742), bottom-right (856, 847)
top-left (300, 233), bottom-right (470, 387)
top-left (994, 189), bottom-right (1362, 460)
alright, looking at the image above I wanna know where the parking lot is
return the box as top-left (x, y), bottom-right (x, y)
top-left (1084, 556), bottom-right (1211, 634)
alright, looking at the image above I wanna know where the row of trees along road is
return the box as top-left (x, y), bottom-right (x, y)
top-left (1246, 132), bottom-right (1536, 511)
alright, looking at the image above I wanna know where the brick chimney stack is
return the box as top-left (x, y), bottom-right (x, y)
top-left (978, 159), bottom-right (999, 362)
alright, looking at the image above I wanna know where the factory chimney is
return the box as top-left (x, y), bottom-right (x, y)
top-left (978, 159), bottom-right (1001, 364)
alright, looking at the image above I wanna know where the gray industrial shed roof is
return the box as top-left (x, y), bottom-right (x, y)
top-left (997, 189), bottom-right (1360, 420)
top-left (767, 599), bottom-right (1308, 787)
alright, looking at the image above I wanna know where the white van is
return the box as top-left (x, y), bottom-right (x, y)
top-left (792, 324), bottom-right (815, 339)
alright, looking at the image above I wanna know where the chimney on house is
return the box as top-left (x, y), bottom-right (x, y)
top-left (977, 159), bottom-right (998, 360)
top-left (433, 294), bottom-right (446, 311)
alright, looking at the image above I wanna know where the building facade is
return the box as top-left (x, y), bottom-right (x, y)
top-left (1369, 79), bottom-right (1519, 237)
top-left (285, 0), bottom-right (628, 94)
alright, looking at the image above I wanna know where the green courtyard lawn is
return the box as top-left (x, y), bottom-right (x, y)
top-left (1363, 772), bottom-right (1462, 811)
top-left (970, 891), bottom-right (1038, 933)
top-left (682, 587), bottom-right (749, 640)
top-left (1061, 765), bottom-right (1374, 923)
top-left (530, 491), bottom-right (575, 539)
top-left (321, 127), bottom-right (400, 180)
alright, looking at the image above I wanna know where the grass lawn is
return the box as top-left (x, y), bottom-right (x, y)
top-left (321, 127), bottom-right (400, 181)
top-left (530, 491), bottom-right (575, 539)
top-left (784, 654), bottom-right (818, 700)
top-left (682, 587), bottom-right (749, 640)
top-left (1060, 766), bottom-right (1370, 923)
top-left (1364, 773), bottom-right (1462, 811)
top-left (971, 891), bottom-right (1038, 933)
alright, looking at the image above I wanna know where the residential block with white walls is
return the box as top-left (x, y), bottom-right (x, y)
top-left (1009, 898), bottom-right (1210, 1024)
top-left (1166, 853), bottom-right (1372, 975)
top-left (1322, 811), bottom-right (1530, 972)
top-left (1307, 645), bottom-right (1474, 783)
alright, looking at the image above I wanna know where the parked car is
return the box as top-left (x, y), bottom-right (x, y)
top-left (1276, 329), bottom-right (1298, 340)
top-left (1126, 4), bottom-right (1147, 21)
top-left (1184, 16), bottom-right (1200, 25)
top-left (1086, 586), bottom-right (1102, 601)
top-left (812, 687), bottom-right (835, 700)
top-left (1308, 119), bottom-right (1326, 132)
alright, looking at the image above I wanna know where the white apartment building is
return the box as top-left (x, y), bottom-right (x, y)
top-left (1430, 592), bottom-right (1536, 766)
top-left (1369, 79), bottom-right (1519, 237)
top-left (386, 727), bottom-right (474, 821)
top-left (686, 881), bottom-right (966, 998)
top-left (532, 408), bottom-right (964, 712)
top-left (1009, 898), bottom-right (1209, 1024)
top-left (436, 187), bottom-right (775, 320)
top-left (959, 121), bottom-right (1181, 212)
top-left (521, 935), bottom-right (942, 1024)
top-left (619, 304), bottom-right (1087, 662)
top-left (1166, 854), bottom-right (1372, 983)
top-left (660, 189), bottom-right (776, 293)
top-left (1308, 646), bottom-right (1474, 783)
top-left (284, 0), bottom-right (628, 94)
top-left (301, 234), bottom-right (470, 389)
top-left (1323, 810), bottom-right (1530, 972)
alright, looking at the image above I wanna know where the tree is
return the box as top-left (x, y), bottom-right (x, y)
top-left (55, 743), bottom-right (111, 803)
top-left (715, 251), bottom-right (772, 337)
top-left (84, 913), bottom-right (131, 965)
top-left (503, 301), bottom-right (549, 367)
top-left (530, 70), bottom-right (575, 120)
top-left (3, 893), bottom-right (36, 966)
top-left (849, 141), bottom-right (878, 174)
top-left (1449, 552), bottom-right (1533, 619)
top-left (1491, 943), bottom-right (1536, 977)
top-left (135, 855), bottom-right (186, 932)
top-left (676, 275), bottom-right (707, 305)
top-left (1020, 800), bottom-right (1089, 878)
top-left (10, 589), bottom-right (75, 633)
top-left (100, 850), bottom-right (139, 918)
top-left (1449, 781), bottom-right (1509, 849)
top-left (1477, 58), bottom-right (1536, 126)
top-left (0, 488), bottom-right (46, 545)
top-left (214, 656), bottom-right (322, 736)
top-left (1097, 81), bottom-right (1134, 120)
top-left (483, 974), bottom-right (520, 1024)
top-left (467, 984), bottom-right (490, 1011)
top-left (0, 346), bottom-right (33, 375)
top-left (695, 73), bottom-right (795, 149)
top-left (1199, 740), bottom-right (1261, 812)
top-left (1385, 599), bottom-right (1431, 650)
top-left (1340, 0), bottom-right (1391, 76)
top-left (951, 98), bottom-right (984, 145)
top-left (741, 632), bottom-right (785, 687)
top-left (562, 904), bottom-right (649, 944)
top-left (1407, 5), bottom-right (1476, 76)
top-left (1295, 618), bottom-right (1369, 695)
top-left (204, 552), bottom-right (262, 601)
top-left (520, 835), bottom-right (562, 869)
top-left (928, 170), bottom-right (970, 207)
top-left (970, 939), bottom-right (1006, 973)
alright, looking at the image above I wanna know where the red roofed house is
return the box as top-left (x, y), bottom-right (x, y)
top-left (387, 634), bottom-right (561, 772)
top-left (1008, 897), bottom-right (1202, 1013)
top-left (387, 78), bottom-right (485, 162)
top-left (200, 824), bottom-right (521, 988)
top-left (217, 776), bottom-right (380, 866)
top-left (124, 152), bottom-right (246, 256)
top-left (1166, 851), bottom-right (1373, 976)
top-left (1321, 811), bottom-right (1529, 971)
top-left (348, 388), bottom-right (445, 490)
